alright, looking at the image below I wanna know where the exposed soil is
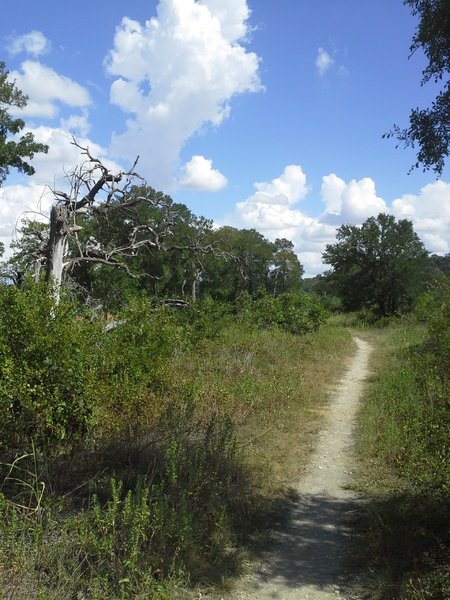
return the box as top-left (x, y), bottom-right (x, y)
top-left (230, 336), bottom-right (372, 600)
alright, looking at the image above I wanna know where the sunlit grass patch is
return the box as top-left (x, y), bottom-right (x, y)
top-left (352, 322), bottom-right (450, 600)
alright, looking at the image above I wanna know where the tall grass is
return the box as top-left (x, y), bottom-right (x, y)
top-left (353, 321), bottom-right (450, 600)
top-left (0, 284), bottom-right (354, 599)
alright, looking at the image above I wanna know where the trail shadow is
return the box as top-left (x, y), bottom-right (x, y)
top-left (245, 490), bottom-right (362, 595)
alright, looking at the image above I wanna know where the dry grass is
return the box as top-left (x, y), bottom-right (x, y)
top-left (173, 324), bottom-right (355, 496)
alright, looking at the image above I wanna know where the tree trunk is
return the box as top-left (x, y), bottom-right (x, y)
top-left (192, 267), bottom-right (203, 302)
top-left (45, 204), bottom-right (70, 300)
top-left (33, 256), bottom-right (44, 282)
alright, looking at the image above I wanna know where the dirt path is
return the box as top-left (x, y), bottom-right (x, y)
top-left (233, 336), bottom-right (372, 600)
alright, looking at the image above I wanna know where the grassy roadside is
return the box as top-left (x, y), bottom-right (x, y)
top-left (351, 323), bottom-right (450, 600)
top-left (0, 320), bottom-right (354, 599)
top-left (170, 323), bottom-right (356, 595)
top-left (175, 323), bottom-right (355, 494)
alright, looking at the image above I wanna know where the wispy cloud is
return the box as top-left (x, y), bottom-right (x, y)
top-left (7, 30), bottom-right (50, 57)
top-left (315, 47), bottom-right (334, 76)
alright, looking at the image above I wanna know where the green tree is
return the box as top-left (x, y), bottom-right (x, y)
top-left (200, 227), bottom-right (275, 301)
top-left (7, 219), bottom-right (48, 283)
top-left (323, 213), bottom-right (429, 316)
top-left (268, 238), bottom-right (303, 295)
top-left (66, 187), bottom-right (216, 307)
top-left (429, 253), bottom-right (450, 277)
top-left (0, 61), bottom-right (48, 185)
top-left (386, 0), bottom-right (450, 174)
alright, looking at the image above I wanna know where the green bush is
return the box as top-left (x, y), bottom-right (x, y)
top-left (279, 292), bottom-right (328, 333)
top-left (174, 296), bottom-right (233, 341)
top-left (355, 316), bottom-right (450, 600)
top-left (235, 290), bottom-right (327, 334)
top-left (91, 297), bottom-right (187, 436)
top-left (420, 277), bottom-right (450, 378)
top-left (0, 284), bottom-right (99, 456)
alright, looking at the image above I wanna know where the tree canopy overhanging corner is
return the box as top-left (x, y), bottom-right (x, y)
top-left (386, 0), bottom-right (450, 175)
top-left (0, 60), bottom-right (49, 186)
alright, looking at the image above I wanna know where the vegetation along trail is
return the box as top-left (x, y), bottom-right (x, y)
top-left (234, 337), bottom-right (372, 600)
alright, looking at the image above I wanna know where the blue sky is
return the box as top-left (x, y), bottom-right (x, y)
top-left (1, 0), bottom-right (450, 276)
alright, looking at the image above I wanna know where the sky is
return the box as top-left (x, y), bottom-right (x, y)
top-left (1, 0), bottom-right (450, 277)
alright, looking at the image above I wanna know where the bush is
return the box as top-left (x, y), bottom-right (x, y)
top-left (235, 290), bottom-right (327, 334)
top-left (419, 277), bottom-right (450, 378)
top-left (355, 315), bottom-right (450, 600)
top-left (0, 283), bottom-right (100, 456)
top-left (173, 296), bottom-right (233, 342)
top-left (91, 297), bottom-right (187, 437)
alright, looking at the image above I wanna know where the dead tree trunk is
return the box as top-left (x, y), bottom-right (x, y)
top-left (45, 204), bottom-right (69, 299)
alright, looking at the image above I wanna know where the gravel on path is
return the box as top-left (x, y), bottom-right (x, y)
top-left (233, 336), bottom-right (372, 600)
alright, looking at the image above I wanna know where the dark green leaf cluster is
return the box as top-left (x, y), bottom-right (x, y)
top-left (0, 61), bottom-right (48, 185)
top-left (388, 1), bottom-right (450, 173)
top-left (323, 213), bottom-right (429, 316)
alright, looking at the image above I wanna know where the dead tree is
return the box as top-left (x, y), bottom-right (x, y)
top-left (42, 141), bottom-right (140, 299)
top-left (36, 140), bottom-right (229, 303)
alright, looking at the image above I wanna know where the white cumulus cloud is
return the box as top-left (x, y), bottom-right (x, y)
top-left (200, 0), bottom-right (251, 41)
top-left (321, 174), bottom-right (387, 223)
top-left (8, 31), bottom-right (50, 57)
top-left (9, 61), bottom-right (91, 119)
top-left (60, 111), bottom-right (91, 137)
top-left (233, 165), bottom-right (309, 231)
top-left (25, 126), bottom-right (121, 187)
top-left (228, 165), bottom-right (337, 275)
top-left (105, 0), bottom-right (262, 190)
top-left (392, 180), bottom-right (450, 255)
top-left (0, 182), bottom-right (54, 255)
top-left (179, 155), bottom-right (227, 190)
top-left (229, 166), bottom-right (399, 276)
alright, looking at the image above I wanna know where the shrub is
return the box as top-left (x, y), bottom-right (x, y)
top-left (420, 277), bottom-right (450, 378)
top-left (174, 296), bottom-right (233, 342)
top-left (235, 289), bottom-right (327, 334)
top-left (93, 297), bottom-right (186, 436)
top-left (0, 283), bottom-right (99, 456)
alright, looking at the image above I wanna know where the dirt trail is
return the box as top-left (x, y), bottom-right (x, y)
top-left (234, 336), bottom-right (372, 600)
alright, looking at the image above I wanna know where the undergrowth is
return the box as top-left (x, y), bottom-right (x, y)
top-left (353, 288), bottom-right (450, 600)
top-left (0, 283), bottom-right (353, 599)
